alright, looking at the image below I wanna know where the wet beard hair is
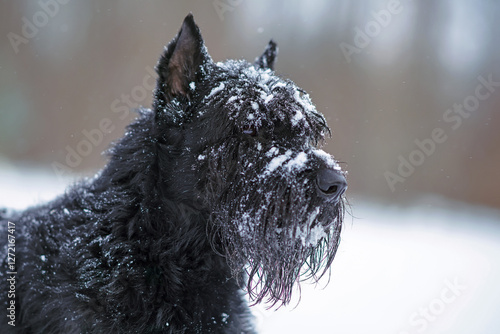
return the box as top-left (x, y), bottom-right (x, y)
top-left (207, 170), bottom-right (344, 307)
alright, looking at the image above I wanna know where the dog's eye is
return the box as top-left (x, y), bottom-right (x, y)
top-left (242, 124), bottom-right (258, 137)
top-left (274, 119), bottom-right (285, 132)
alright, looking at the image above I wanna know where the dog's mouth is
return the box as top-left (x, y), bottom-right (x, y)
top-left (209, 194), bottom-right (344, 307)
top-left (290, 207), bottom-right (326, 246)
top-left (273, 204), bottom-right (336, 245)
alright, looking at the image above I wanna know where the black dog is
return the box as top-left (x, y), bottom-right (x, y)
top-left (0, 14), bottom-right (346, 333)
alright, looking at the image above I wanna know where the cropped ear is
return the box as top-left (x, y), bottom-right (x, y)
top-left (254, 40), bottom-right (278, 70)
top-left (154, 13), bottom-right (212, 106)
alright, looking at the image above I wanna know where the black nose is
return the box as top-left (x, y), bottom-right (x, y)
top-left (316, 168), bottom-right (347, 201)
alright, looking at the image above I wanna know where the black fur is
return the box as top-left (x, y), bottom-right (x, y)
top-left (0, 14), bottom-right (346, 333)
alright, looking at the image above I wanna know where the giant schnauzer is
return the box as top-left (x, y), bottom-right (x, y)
top-left (0, 13), bottom-right (347, 333)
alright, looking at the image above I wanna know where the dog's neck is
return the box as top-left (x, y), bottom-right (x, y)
top-left (86, 111), bottom-right (242, 320)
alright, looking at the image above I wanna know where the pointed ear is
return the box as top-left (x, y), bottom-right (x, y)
top-left (155, 13), bottom-right (212, 104)
top-left (254, 40), bottom-right (278, 71)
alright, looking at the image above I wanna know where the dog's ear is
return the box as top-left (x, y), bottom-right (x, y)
top-left (254, 40), bottom-right (278, 71)
top-left (155, 13), bottom-right (212, 104)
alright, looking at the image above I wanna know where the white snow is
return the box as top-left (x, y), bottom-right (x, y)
top-left (251, 102), bottom-right (259, 111)
top-left (0, 164), bottom-right (74, 210)
top-left (272, 82), bottom-right (287, 89)
top-left (294, 207), bottom-right (325, 247)
top-left (264, 150), bottom-right (292, 174)
top-left (312, 148), bottom-right (340, 170)
top-left (291, 109), bottom-right (305, 126)
top-left (205, 82), bottom-right (225, 99)
top-left (265, 147), bottom-right (279, 157)
top-left (263, 149), bottom-right (335, 178)
top-left (241, 65), bottom-right (271, 83)
top-left (227, 96), bottom-right (238, 103)
top-left (285, 152), bottom-right (308, 172)
top-left (293, 89), bottom-right (315, 113)
top-left (264, 93), bottom-right (274, 104)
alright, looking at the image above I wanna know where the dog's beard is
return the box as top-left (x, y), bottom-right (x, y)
top-left (208, 171), bottom-right (344, 307)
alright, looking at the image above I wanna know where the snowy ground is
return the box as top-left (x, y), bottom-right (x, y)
top-left (1, 166), bottom-right (499, 333)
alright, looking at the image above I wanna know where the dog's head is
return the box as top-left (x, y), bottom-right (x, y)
top-left (153, 14), bottom-right (347, 306)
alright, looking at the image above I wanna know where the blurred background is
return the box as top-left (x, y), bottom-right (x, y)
top-left (1, 0), bottom-right (499, 333)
